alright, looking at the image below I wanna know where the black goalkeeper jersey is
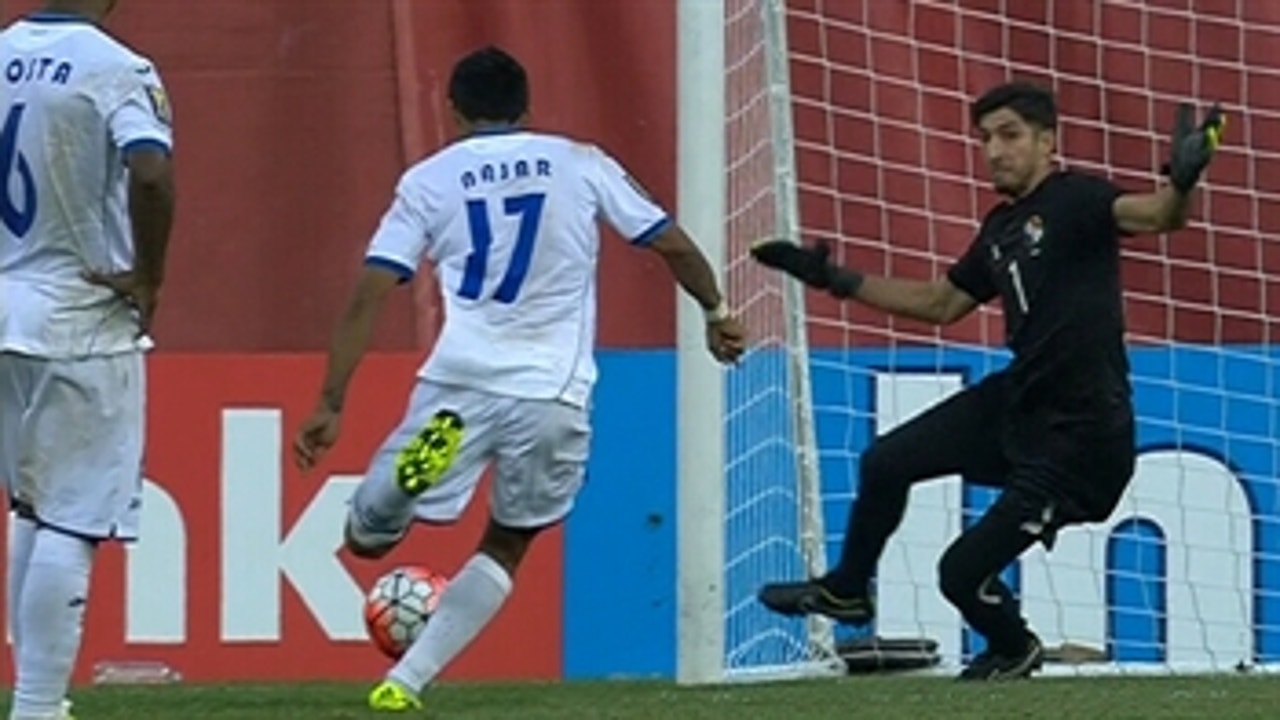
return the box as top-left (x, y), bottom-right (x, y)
top-left (947, 170), bottom-right (1133, 430)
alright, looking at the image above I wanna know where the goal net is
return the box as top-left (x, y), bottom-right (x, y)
top-left (722, 0), bottom-right (1280, 677)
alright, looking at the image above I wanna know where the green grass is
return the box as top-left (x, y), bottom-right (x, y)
top-left (24, 675), bottom-right (1280, 719)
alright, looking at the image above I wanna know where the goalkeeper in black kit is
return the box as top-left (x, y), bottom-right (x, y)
top-left (751, 82), bottom-right (1225, 680)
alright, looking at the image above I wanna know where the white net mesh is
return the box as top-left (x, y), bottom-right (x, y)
top-left (723, 0), bottom-right (1280, 672)
top-left (724, 0), bottom-right (839, 676)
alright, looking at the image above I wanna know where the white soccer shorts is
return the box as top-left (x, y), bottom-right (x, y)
top-left (347, 381), bottom-right (591, 546)
top-left (0, 352), bottom-right (145, 541)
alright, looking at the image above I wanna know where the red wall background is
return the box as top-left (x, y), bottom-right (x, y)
top-left (0, 0), bottom-right (680, 682)
top-left (10, 0), bottom-right (1267, 351)
top-left (3, 0), bottom-right (680, 353)
top-left (787, 0), bottom-right (1279, 348)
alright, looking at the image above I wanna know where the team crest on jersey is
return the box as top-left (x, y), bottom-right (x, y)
top-left (1024, 214), bottom-right (1045, 256)
top-left (145, 85), bottom-right (172, 127)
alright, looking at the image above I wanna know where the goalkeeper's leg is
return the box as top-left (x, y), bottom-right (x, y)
top-left (758, 374), bottom-right (1009, 624)
top-left (937, 484), bottom-right (1061, 680)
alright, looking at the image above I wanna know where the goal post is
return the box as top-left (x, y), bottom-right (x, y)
top-left (677, 0), bottom-right (843, 685)
top-left (675, 0), bottom-right (728, 687)
top-left (681, 0), bottom-right (1280, 682)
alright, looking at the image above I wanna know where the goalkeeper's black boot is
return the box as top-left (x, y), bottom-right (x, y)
top-left (757, 577), bottom-right (874, 625)
top-left (956, 632), bottom-right (1044, 681)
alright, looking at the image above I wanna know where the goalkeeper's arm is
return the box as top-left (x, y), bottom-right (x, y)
top-left (1114, 102), bottom-right (1225, 235)
top-left (854, 275), bottom-right (978, 325)
top-left (750, 240), bottom-right (977, 325)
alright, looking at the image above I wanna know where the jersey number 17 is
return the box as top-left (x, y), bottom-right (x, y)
top-left (458, 192), bottom-right (547, 304)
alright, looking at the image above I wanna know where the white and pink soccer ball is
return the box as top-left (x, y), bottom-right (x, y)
top-left (363, 566), bottom-right (450, 659)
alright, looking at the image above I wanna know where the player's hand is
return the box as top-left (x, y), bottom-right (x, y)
top-left (82, 269), bottom-right (160, 337)
top-left (293, 407), bottom-right (342, 471)
top-left (750, 238), bottom-right (835, 289)
top-left (1162, 102), bottom-right (1225, 194)
top-left (750, 238), bottom-right (864, 299)
top-left (707, 315), bottom-right (747, 364)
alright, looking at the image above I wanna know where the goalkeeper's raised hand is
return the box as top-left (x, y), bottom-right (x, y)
top-left (750, 238), bottom-right (864, 298)
top-left (1163, 102), bottom-right (1225, 195)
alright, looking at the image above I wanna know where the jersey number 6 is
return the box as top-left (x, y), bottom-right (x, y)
top-left (0, 103), bottom-right (36, 239)
top-left (458, 192), bottom-right (547, 304)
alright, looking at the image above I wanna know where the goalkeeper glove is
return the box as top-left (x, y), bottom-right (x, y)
top-left (750, 239), bottom-right (864, 298)
top-left (1161, 102), bottom-right (1225, 195)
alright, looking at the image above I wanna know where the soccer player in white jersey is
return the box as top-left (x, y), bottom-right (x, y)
top-left (293, 46), bottom-right (745, 712)
top-left (0, 2), bottom-right (174, 719)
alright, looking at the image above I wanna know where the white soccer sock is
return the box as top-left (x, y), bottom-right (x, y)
top-left (7, 515), bottom-right (38, 651)
top-left (388, 553), bottom-right (513, 694)
top-left (9, 530), bottom-right (94, 720)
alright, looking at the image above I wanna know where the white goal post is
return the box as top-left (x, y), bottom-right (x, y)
top-left (677, 0), bottom-right (842, 685)
top-left (678, 0), bottom-right (1280, 685)
top-left (675, 0), bottom-right (729, 687)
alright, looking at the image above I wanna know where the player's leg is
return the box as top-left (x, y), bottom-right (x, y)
top-left (8, 354), bottom-right (143, 720)
top-left (12, 529), bottom-right (95, 720)
top-left (372, 396), bottom-right (589, 709)
top-left (0, 355), bottom-right (38, 659)
top-left (936, 483), bottom-right (1057, 681)
top-left (6, 507), bottom-right (38, 653)
top-left (371, 519), bottom-right (541, 711)
top-left (349, 385), bottom-right (500, 712)
top-left (759, 375), bottom-right (1009, 623)
top-left (344, 382), bottom-right (487, 560)
top-left (937, 417), bottom-right (1136, 681)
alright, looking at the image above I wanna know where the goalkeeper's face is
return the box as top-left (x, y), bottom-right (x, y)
top-left (977, 108), bottom-right (1054, 198)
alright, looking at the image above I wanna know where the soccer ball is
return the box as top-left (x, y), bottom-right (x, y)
top-left (363, 566), bottom-right (449, 659)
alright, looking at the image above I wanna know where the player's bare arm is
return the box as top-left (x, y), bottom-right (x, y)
top-left (84, 145), bottom-right (175, 334)
top-left (648, 223), bottom-right (747, 363)
top-left (125, 146), bottom-right (175, 287)
top-left (317, 265), bottom-right (400, 411)
top-left (851, 275), bottom-right (977, 325)
top-left (1112, 186), bottom-right (1189, 235)
top-left (1113, 103), bottom-right (1225, 235)
top-left (750, 239), bottom-right (978, 325)
top-left (293, 265), bottom-right (401, 470)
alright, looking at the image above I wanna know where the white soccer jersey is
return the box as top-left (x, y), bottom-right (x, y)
top-left (366, 130), bottom-right (670, 407)
top-left (0, 13), bottom-right (173, 359)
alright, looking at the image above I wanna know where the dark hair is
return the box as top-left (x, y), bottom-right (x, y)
top-left (448, 46), bottom-right (529, 124)
top-left (970, 81), bottom-right (1057, 130)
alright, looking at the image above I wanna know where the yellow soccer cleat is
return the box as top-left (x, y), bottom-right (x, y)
top-left (368, 679), bottom-right (422, 713)
top-left (394, 409), bottom-right (465, 496)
